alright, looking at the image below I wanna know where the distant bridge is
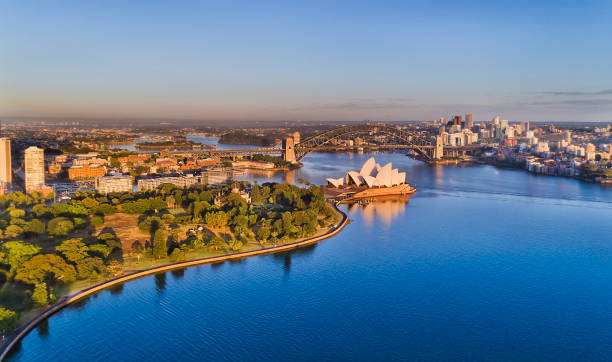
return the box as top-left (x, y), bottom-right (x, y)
top-left (184, 124), bottom-right (477, 164)
top-left (291, 124), bottom-right (437, 162)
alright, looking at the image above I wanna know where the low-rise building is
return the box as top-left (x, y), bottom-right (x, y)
top-left (69, 164), bottom-right (106, 180)
top-left (95, 175), bottom-right (133, 194)
top-left (138, 174), bottom-right (200, 191)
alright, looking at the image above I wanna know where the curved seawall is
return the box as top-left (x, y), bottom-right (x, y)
top-left (0, 204), bottom-right (348, 361)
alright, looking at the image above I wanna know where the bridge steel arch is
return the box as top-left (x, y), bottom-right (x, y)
top-left (293, 124), bottom-right (435, 162)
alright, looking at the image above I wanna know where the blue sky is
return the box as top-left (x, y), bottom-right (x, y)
top-left (1, 0), bottom-right (611, 122)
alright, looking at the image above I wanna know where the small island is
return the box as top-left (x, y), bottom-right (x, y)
top-left (232, 154), bottom-right (301, 171)
top-left (218, 132), bottom-right (279, 147)
top-left (0, 182), bottom-right (342, 338)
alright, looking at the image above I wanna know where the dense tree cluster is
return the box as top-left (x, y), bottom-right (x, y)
top-left (0, 181), bottom-right (338, 334)
top-left (249, 154), bottom-right (291, 167)
top-left (218, 132), bottom-right (277, 147)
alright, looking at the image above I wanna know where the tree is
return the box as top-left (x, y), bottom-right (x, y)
top-left (97, 232), bottom-right (121, 253)
top-left (233, 225), bottom-right (250, 241)
top-left (226, 192), bottom-right (247, 212)
top-left (73, 217), bottom-right (87, 229)
top-left (23, 219), bottom-right (46, 236)
top-left (257, 227), bottom-right (271, 243)
top-left (205, 211), bottom-right (228, 229)
top-left (32, 282), bottom-right (49, 306)
top-left (152, 229), bottom-right (167, 259)
top-left (231, 214), bottom-right (249, 228)
top-left (281, 211), bottom-right (294, 235)
top-left (88, 244), bottom-right (111, 259)
top-left (248, 213), bottom-right (258, 226)
top-left (190, 236), bottom-right (205, 250)
top-left (47, 217), bottom-right (74, 237)
top-left (165, 195), bottom-right (176, 209)
top-left (191, 201), bottom-right (205, 222)
top-left (91, 216), bottom-right (104, 227)
top-left (149, 197), bottom-right (167, 212)
top-left (138, 216), bottom-right (163, 234)
top-left (75, 257), bottom-right (106, 279)
top-left (251, 182), bottom-right (264, 205)
top-left (0, 308), bottom-right (18, 335)
top-left (56, 238), bottom-right (89, 263)
top-left (8, 208), bottom-right (26, 219)
top-left (31, 204), bottom-right (51, 219)
top-left (15, 254), bottom-right (77, 285)
top-left (228, 239), bottom-right (243, 252)
top-left (261, 186), bottom-right (271, 200)
top-left (208, 236), bottom-right (227, 251)
top-left (169, 247), bottom-right (185, 262)
top-left (199, 190), bottom-right (213, 203)
top-left (81, 197), bottom-right (99, 210)
top-left (95, 203), bottom-right (116, 216)
top-left (0, 241), bottom-right (42, 275)
top-left (4, 225), bottom-right (24, 239)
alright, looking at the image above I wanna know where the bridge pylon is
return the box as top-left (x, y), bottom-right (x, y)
top-left (283, 137), bottom-right (297, 164)
top-left (434, 135), bottom-right (444, 160)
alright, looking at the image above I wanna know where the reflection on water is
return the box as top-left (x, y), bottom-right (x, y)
top-left (271, 244), bottom-right (317, 275)
top-left (108, 283), bottom-right (124, 295)
top-left (171, 269), bottom-right (185, 280)
top-left (345, 195), bottom-right (411, 227)
top-left (284, 169), bottom-right (296, 184)
top-left (36, 320), bottom-right (49, 338)
top-left (155, 273), bottom-right (166, 293)
top-left (432, 164), bottom-right (444, 188)
top-left (243, 169), bottom-right (277, 178)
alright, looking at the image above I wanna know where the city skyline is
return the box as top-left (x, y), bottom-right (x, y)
top-left (2, 0), bottom-right (612, 123)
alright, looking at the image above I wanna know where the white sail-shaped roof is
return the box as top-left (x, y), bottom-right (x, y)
top-left (398, 172), bottom-right (406, 185)
top-left (375, 163), bottom-right (393, 187)
top-left (363, 175), bottom-right (376, 188)
top-left (359, 157), bottom-right (377, 177)
top-left (391, 169), bottom-right (399, 186)
top-left (326, 178), bottom-right (344, 188)
top-left (347, 171), bottom-right (363, 186)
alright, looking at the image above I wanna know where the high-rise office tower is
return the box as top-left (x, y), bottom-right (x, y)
top-left (453, 115), bottom-right (462, 127)
top-left (0, 138), bottom-right (11, 190)
top-left (25, 146), bottom-right (45, 192)
top-left (522, 121), bottom-right (530, 133)
top-left (465, 114), bottom-right (474, 129)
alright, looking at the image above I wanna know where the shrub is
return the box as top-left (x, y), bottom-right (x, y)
top-left (32, 282), bottom-right (49, 306)
top-left (91, 216), bottom-right (104, 227)
top-left (47, 217), bottom-right (74, 237)
top-left (169, 248), bottom-right (185, 262)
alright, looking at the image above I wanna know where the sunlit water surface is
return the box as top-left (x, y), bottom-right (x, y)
top-left (9, 152), bottom-right (612, 361)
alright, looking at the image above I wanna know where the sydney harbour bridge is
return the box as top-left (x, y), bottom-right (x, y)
top-left (190, 124), bottom-right (478, 164)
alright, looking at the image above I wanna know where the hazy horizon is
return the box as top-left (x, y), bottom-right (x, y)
top-left (2, 0), bottom-right (612, 123)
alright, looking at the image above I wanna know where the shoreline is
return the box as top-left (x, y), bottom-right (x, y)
top-left (0, 203), bottom-right (348, 361)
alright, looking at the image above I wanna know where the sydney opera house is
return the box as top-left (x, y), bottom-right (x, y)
top-left (326, 157), bottom-right (407, 189)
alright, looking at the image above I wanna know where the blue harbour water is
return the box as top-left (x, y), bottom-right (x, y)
top-left (9, 152), bottom-right (612, 361)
